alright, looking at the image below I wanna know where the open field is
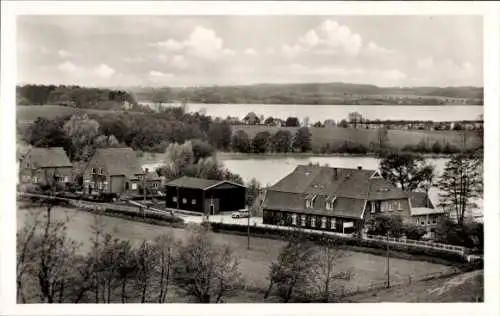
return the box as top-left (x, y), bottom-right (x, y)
top-left (231, 125), bottom-right (481, 151)
top-left (344, 269), bottom-right (483, 302)
top-left (18, 207), bottom-right (455, 293)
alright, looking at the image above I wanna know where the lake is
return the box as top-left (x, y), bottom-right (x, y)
top-left (142, 102), bottom-right (483, 123)
top-left (143, 155), bottom-right (483, 219)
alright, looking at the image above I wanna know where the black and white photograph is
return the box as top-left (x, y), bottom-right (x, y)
top-left (1, 1), bottom-right (499, 316)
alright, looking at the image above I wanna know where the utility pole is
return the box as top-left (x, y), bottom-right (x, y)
top-left (247, 206), bottom-right (251, 250)
top-left (386, 231), bottom-right (390, 288)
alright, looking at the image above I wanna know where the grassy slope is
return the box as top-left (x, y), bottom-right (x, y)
top-left (18, 207), bottom-right (454, 293)
top-left (344, 269), bottom-right (483, 302)
top-left (232, 125), bottom-right (481, 151)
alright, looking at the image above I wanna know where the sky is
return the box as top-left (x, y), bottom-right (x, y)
top-left (17, 15), bottom-right (483, 87)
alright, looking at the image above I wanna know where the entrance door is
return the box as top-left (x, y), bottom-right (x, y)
top-left (209, 204), bottom-right (214, 215)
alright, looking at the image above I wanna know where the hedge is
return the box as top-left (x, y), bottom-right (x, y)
top-left (209, 222), bottom-right (470, 266)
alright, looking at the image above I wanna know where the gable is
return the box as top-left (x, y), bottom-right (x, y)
top-left (208, 182), bottom-right (244, 190)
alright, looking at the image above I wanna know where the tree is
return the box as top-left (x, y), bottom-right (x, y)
top-left (245, 178), bottom-right (261, 209)
top-left (264, 117), bottom-right (275, 126)
top-left (312, 239), bottom-right (352, 302)
top-left (159, 141), bottom-right (195, 180)
top-left (135, 240), bottom-right (157, 303)
top-left (348, 112), bottom-right (363, 129)
top-left (151, 88), bottom-right (171, 106)
top-left (23, 117), bottom-right (73, 153)
top-left (63, 113), bottom-right (101, 161)
top-left (402, 223), bottom-right (427, 240)
top-left (252, 131), bottom-right (271, 153)
top-left (312, 121), bottom-right (323, 128)
top-left (292, 127), bottom-right (312, 153)
top-left (338, 119), bottom-right (348, 128)
top-left (367, 214), bottom-right (404, 238)
top-left (153, 233), bottom-right (180, 303)
top-left (265, 236), bottom-right (317, 302)
top-left (231, 130), bottom-right (251, 153)
top-left (191, 139), bottom-right (215, 163)
top-left (271, 130), bottom-right (292, 153)
top-left (208, 122), bottom-right (232, 151)
top-left (285, 117), bottom-right (300, 127)
top-left (173, 226), bottom-right (242, 303)
top-left (379, 153), bottom-right (435, 192)
top-left (438, 154), bottom-right (482, 224)
top-left (302, 116), bottom-right (310, 127)
top-left (376, 128), bottom-right (389, 152)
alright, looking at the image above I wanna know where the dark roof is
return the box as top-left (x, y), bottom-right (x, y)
top-left (408, 191), bottom-right (435, 209)
top-left (262, 190), bottom-right (366, 219)
top-left (94, 147), bottom-right (144, 177)
top-left (24, 147), bottom-right (72, 168)
top-left (166, 176), bottom-right (245, 190)
top-left (263, 165), bottom-right (407, 218)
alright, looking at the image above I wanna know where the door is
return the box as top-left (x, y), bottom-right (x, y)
top-left (209, 204), bottom-right (214, 215)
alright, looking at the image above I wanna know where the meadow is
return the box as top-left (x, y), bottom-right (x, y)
top-left (18, 207), bottom-right (455, 298)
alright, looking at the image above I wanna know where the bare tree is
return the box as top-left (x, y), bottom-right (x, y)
top-left (153, 233), bottom-right (180, 303)
top-left (89, 214), bottom-right (107, 303)
top-left (173, 225), bottom-right (243, 303)
top-left (135, 240), bottom-right (157, 303)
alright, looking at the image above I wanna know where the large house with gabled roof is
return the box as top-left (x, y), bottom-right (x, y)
top-left (18, 147), bottom-right (73, 185)
top-left (262, 164), bottom-right (424, 235)
top-left (83, 147), bottom-right (145, 194)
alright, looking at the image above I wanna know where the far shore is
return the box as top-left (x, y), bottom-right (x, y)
top-left (139, 151), bottom-right (460, 166)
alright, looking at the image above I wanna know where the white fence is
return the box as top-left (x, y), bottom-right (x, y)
top-left (365, 234), bottom-right (466, 255)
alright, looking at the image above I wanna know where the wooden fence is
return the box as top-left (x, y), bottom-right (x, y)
top-left (365, 234), bottom-right (466, 255)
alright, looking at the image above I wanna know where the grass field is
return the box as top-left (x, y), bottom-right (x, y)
top-left (231, 125), bottom-right (481, 151)
top-left (344, 269), bottom-right (483, 302)
top-left (18, 207), bottom-right (455, 295)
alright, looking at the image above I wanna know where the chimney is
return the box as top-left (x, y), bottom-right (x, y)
top-left (357, 165), bottom-right (362, 170)
top-left (333, 168), bottom-right (338, 180)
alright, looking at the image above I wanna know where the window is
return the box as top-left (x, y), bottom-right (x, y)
top-left (305, 200), bottom-right (311, 208)
top-left (331, 218), bottom-right (336, 230)
top-left (292, 214), bottom-right (297, 225)
top-left (131, 183), bottom-right (137, 190)
top-left (432, 218), bottom-right (437, 224)
top-left (191, 199), bottom-right (196, 205)
top-left (182, 198), bottom-right (187, 204)
top-left (387, 202), bottom-right (393, 211)
top-left (173, 196), bottom-right (177, 202)
top-left (91, 168), bottom-right (96, 174)
top-left (326, 202), bottom-right (332, 210)
top-left (427, 218), bottom-right (431, 225)
top-left (321, 217), bottom-right (327, 229)
top-left (301, 215), bottom-right (306, 226)
top-left (397, 201), bottom-right (402, 211)
top-left (153, 183), bottom-right (159, 189)
top-left (63, 176), bottom-right (69, 183)
top-left (311, 216), bottom-right (316, 227)
top-left (33, 176), bottom-right (38, 183)
top-left (99, 168), bottom-right (104, 174)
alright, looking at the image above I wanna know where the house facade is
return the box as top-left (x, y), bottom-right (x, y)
top-left (408, 192), bottom-right (445, 239)
top-left (144, 168), bottom-right (162, 193)
top-left (18, 147), bottom-right (73, 185)
top-left (83, 147), bottom-right (145, 194)
top-left (261, 165), bottom-right (413, 236)
top-left (165, 176), bottom-right (246, 214)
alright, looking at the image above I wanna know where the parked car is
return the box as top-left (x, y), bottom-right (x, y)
top-left (232, 210), bottom-right (250, 219)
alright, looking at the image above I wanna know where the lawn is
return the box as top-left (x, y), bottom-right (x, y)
top-left (17, 207), bottom-right (455, 295)
top-left (344, 269), bottom-right (483, 302)
top-left (231, 125), bottom-right (481, 151)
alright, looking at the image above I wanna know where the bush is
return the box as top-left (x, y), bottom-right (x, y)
top-left (403, 223), bottom-right (427, 240)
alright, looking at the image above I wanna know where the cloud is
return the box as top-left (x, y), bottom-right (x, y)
top-left (123, 56), bottom-right (145, 63)
top-left (57, 61), bottom-right (79, 73)
top-left (416, 57), bottom-right (476, 81)
top-left (365, 41), bottom-right (394, 55)
top-left (58, 50), bottom-right (70, 58)
top-left (171, 55), bottom-right (189, 69)
top-left (94, 64), bottom-right (116, 78)
top-left (281, 20), bottom-right (363, 59)
top-left (153, 26), bottom-right (234, 61)
top-left (244, 48), bottom-right (257, 55)
top-left (149, 70), bottom-right (174, 78)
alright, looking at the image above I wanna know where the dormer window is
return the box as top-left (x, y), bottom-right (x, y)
top-left (306, 199), bottom-right (312, 208)
top-left (326, 201), bottom-right (332, 210)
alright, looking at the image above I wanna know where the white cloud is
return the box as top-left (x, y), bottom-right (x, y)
top-left (171, 55), bottom-right (189, 69)
top-left (58, 50), bottom-right (71, 58)
top-left (416, 57), bottom-right (476, 81)
top-left (94, 64), bottom-right (116, 78)
top-left (149, 70), bottom-right (174, 78)
top-left (282, 20), bottom-right (363, 59)
top-left (152, 26), bottom-right (234, 61)
top-left (366, 41), bottom-right (394, 55)
top-left (57, 61), bottom-right (79, 73)
top-left (244, 48), bottom-right (257, 55)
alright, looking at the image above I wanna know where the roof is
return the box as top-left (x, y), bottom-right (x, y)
top-left (94, 147), bottom-right (144, 177)
top-left (410, 207), bottom-right (445, 216)
top-left (23, 147), bottom-right (72, 168)
top-left (262, 190), bottom-right (366, 219)
top-left (263, 164), bottom-right (407, 219)
top-left (166, 176), bottom-right (245, 190)
top-left (408, 191), bottom-right (435, 209)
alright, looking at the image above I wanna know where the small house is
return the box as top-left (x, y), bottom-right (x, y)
top-left (144, 168), bottom-right (162, 193)
top-left (165, 176), bottom-right (246, 214)
top-left (408, 191), bottom-right (445, 239)
top-left (83, 147), bottom-right (145, 194)
top-left (18, 147), bottom-right (73, 185)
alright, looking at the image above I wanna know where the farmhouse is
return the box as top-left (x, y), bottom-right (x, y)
top-left (262, 164), bottom-right (415, 235)
top-left (144, 168), bottom-right (162, 193)
top-left (165, 176), bottom-right (246, 214)
top-left (83, 147), bottom-right (145, 194)
top-left (408, 191), bottom-right (445, 239)
top-left (18, 147), bottom-right (72, 185)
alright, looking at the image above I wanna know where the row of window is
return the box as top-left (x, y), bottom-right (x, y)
top-left (265, 211), bottom-right (356, 233)
top-left (305, 197), bottom-right (334, 210)
top-left (172, 196), bottom-right (197, 205)
top-left (27, 176), bottom-right (69, 183)
top-left (415, 216), bottom-right (438, 226)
